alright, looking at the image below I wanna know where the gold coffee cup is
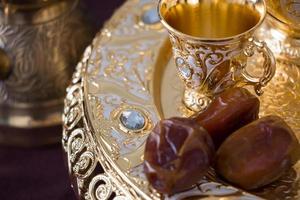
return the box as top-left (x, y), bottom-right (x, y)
top-left (158, 0), bottom-right (276, 112)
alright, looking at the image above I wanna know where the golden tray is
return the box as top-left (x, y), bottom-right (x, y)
top-left (62, 0), bottom-right (300, 199)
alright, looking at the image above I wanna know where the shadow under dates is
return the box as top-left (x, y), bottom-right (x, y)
top-left (252, 168), bottom-right (299, 200)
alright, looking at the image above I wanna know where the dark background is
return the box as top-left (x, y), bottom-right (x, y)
top-left (0, 0), bottom-right (123, 199)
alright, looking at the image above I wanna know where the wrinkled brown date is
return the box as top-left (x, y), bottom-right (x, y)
top-left (194, 87), bottom-right (260, 148)
top-left (144, 117), bottom-right (215, 194)
top-left (216, 116), bottom-right (300, 190)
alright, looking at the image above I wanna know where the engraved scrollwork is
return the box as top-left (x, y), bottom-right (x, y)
top-left (62, 57), bottom-right (86, 149)
top-left (86, 3), bottom-right (165, 102)
top-left (78, 0), bottom-right (260, 199)
top-left (88, 174), bottom-right (113, 200)
top-left (72, 45), bottom-right (92, 84)
top-left (72, 62), bottom-right (83, 85)
top-left (63, 84), bottom-right (83, 131)
top-left (63, 42), bottom-right (129, 200)
top-left (170, 32), bottom-right (241, 91)
top-left (67, 128), bottom-right (86, 163)
top-left (0, 1), bottom-right (94, 104)
top-left (64, 0), bottom-right (295, 199)
top-left (65, 105), bottom-right (82, 130)
top-left (89, 39), bottom-right (160, 100)
top-left (73, 151), bottom-right (97, 179)
top-left (90, 102), bottom-right (155, 158)
top-left (63, 78), bottom-right (103, 198)
top-left (65, 84), bottom-right (83, 108)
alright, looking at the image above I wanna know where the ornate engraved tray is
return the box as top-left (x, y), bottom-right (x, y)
top-left (62, 0), bottom-right (300, 199)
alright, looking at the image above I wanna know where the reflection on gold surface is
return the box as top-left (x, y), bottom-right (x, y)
top-left (266, 0), bottom-right (300, 27)
top-left (158, 0), bottom-right (275, 112)
top-left (161, 1), bottom-right (260, 38)
top-left (159, 47), bottom-right (300, 200)
top-left (69, 0), bottom-right (300, 199)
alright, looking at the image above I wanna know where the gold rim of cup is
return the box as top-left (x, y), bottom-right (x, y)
top-left (157, 0), bottom-right (267, 43)
top-left (157, 0), bottom-right (276, 112)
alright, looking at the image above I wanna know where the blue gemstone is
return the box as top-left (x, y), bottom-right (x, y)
top-left (120, 110), bottom-right (146, 131)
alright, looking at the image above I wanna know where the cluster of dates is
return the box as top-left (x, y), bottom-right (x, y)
top-left (144, 88), bottom-right (300, 194)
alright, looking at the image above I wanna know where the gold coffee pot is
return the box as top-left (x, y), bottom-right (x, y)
top-left (0, 0), bottom-right (95, 145)
top-left (266, 0), bottom-right (300, 35)
top-left (260, 0), bottom-right (300, 61)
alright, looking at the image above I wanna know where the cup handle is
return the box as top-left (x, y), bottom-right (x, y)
top-left (241, 37), bottom-right (276, 95)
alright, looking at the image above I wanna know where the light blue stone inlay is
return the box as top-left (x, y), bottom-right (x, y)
top-left (120, 110), bottom-right (146, 131)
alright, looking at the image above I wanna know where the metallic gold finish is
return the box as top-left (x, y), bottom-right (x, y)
top-left (1, 0), bottom-right (61, 8)
top-left (63, 0), bottom-right (300, 199)
top-left (0, 48), bottom-right (11, 80)
top-left (266, 0), bottom-right (300, 35)
top-left (1, 0), bottom-right (76, 25)
top-left (256, 1), bottom-right (300, 65)
top-left (158, 0), bottom-right (276, 112)
top-left (0, 0), bottom-right (95, 131)
top-left (161, 1), bottom-right (261, 39)
top-left (256, 16), bottom-right (300, 65)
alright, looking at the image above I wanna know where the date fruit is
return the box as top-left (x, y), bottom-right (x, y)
top-left (216, 116), bottom-right (300, 190)
top-left (144, 117), bottom-right (215, 194)
top-left (194, 87), bottom-right (260, 148)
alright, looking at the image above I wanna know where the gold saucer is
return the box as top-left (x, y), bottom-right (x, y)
top-left (62, 0), bottom-right (300, 199)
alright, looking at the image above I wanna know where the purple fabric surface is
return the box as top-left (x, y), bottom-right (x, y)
top-left (0, 144), bottom-right (74, 200)
top-left (0, 1), bottom-right (124, 200)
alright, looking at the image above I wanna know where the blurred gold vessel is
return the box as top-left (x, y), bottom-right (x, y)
top-left (0, 0), bottom-right (96, 146)
top-left (267, 0), bottom-right (300, 33)
top-left (258, 0), bottom-right (300, 62)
